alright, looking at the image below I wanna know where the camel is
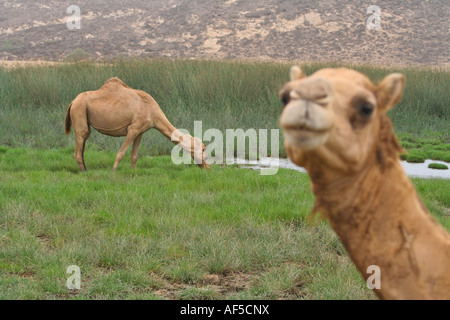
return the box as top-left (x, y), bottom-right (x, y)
top-left (65, 77), bottom-right (209, 171)
top-left (279, 66), bottom-right (450, 299)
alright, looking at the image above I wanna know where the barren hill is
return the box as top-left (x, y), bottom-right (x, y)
top-left (0, 0), bottom-right (448, 66)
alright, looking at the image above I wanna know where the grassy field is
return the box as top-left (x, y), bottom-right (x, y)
top-left (0, 59), bottom-right (449, 161)
top-left (0, 147), bottom-right (449, 300)
top-left (0, 59), bottom-right (449, 300)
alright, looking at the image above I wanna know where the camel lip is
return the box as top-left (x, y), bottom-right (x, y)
top-left (281, 123), bottom-right (329, 134)
top-left (283, 126), bottom-right (331, 151)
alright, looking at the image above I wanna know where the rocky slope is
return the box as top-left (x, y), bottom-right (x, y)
top-left (0, 0), bottom-right (448, 66)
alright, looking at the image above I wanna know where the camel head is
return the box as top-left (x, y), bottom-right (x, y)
top-left (176, 132), bottom-right (210, 170)
top-left (192, 136), bottom-right (210, 170)
top-left (280, 67), bottom-right (405, 176)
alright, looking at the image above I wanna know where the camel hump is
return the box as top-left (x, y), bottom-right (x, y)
top-left (102, 77), bottom-right (131, 89)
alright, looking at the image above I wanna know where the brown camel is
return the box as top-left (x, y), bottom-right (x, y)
top-left (65, 77), bottom-right (209, 171)
top-left (279, 66), bottom-right (450, 299)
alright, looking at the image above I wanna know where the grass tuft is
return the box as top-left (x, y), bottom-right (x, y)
top-left (428, 163), bottom-right (449, 170)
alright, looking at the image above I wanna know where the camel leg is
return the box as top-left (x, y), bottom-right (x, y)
top-left (130, 133), bottom-right (144, 170)
top-left (70, 101), bottom-right (91, 172)
top-left (112, 129), bottom-right (141, 171)
top-left (74, 128), bottom-right (90, 172)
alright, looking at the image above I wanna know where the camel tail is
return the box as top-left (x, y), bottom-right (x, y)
top-left (65, 103), bottom-right (72, 134)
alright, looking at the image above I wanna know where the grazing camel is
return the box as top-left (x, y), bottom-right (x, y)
top-left (279, 66), bottom-right (450, 299)
top-left (65, 77), bottom-right (209, 171)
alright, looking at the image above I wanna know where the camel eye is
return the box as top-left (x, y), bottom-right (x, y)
top-left (280, 87), bottom-right (292, 108)
top-left (281, 93), bottom-right (290, 107)
top-left (359, 103), bottom-right (374, 117)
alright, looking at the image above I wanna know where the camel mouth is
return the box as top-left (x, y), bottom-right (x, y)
top-left (279, 100), bottom-right (333, 136)
top-left (280, 100), bottom-right (334, 151)
top-left (193, 148), bottom-right (210, 169)
top-left (281, 123), bottom-right (331, 151)
top-left (282, 125), bottom-right (330, 140)
top-left (281, 120), bottom-right (332, 142)
top-left (281, 123), bottom-right (330, 134)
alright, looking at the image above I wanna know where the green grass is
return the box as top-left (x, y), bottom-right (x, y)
top-left (399, 133), bottom-right (450, 163)
top-left (0, 59), bottom-right (448, 160)
top-left (0, 147), bottom-right (448, 299)
top-left (0, 59), bottom-right (449, 299)
top-left (428, 163), bottom-right (449, 170)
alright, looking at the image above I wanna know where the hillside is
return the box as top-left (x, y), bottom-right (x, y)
top-left (0, 0), bottom-right (449, 66)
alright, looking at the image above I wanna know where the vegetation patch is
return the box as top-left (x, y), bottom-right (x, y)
top-left (400, 149), bottom-right (426, 163)
top-left (65, 48), bottom-right (91, 62)
top-left (428, 163), bottom-right (449, 170)
top-left (398, 133), bottom-right (450, 163)
top-left (0, 38), bottom-right (23, 52)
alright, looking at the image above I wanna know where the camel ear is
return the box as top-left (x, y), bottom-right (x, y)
top-left (376, 73), bottom-right (405, 112)
top-left (290, 66), bottom-right (305, 81)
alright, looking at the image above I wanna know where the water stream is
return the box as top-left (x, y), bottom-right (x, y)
top-left (234, 157), bottom-right (450, 180)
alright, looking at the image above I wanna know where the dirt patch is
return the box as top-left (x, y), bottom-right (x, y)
top-left (35, 234), bottom-right (53, 252)
top-left (201, 270), bottom-right (253, 294)
top-left (152, 271), bottom-right (254, 300)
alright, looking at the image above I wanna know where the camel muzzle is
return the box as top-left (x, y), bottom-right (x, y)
top-left (280, 98), bottom-right (334, 151)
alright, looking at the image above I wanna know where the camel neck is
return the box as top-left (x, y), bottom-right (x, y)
top-left (311, 159), bottom-right (427, 248)
top-left (311, 159), bottom-right (385, 224)
top-left (310, 159), bottom-right (450, 299)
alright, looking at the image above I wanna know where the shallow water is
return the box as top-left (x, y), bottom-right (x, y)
top-left (235, 157), bottom-right (450, 180)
